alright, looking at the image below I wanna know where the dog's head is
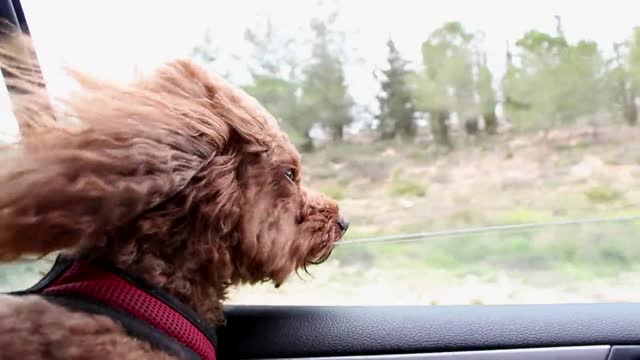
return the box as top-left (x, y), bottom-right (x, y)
top-left (229, 139), bottom-right (348, 285)
top-left (148, 60), bottom-right (349, 286)
top-left (181, 63), bottom-right (350, 285)
top-left (0, 48), bottom-right (347, 290)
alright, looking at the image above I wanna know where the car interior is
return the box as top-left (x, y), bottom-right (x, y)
top-left (3, 0), bottom-right (640, 359)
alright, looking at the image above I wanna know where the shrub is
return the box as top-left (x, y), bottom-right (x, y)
top-left (584, 184), bottom-right (623, 203)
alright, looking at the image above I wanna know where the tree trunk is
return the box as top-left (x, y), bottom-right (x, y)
top-left (332, 124), bottom-right (344, 142)
top-left (624, 102), bottom-right (637, 126)
top-left (432, 111), bottom-right (452, 148)
top-left (484, 110), bottom-right (498, 135)
top-left (624, 90), bottom-right (638, 126)
top-left (379, 121), bottom-right (396, 140)
top-left (396, 118), bottom-right (417, 139)
top-left (300, 131), bottom-right (314, 152)
top-left (464, 117), bottom-right (479, 135)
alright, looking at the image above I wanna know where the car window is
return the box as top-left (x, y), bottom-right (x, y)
top-left (0, 75), bottom-right (20, 144)
top-left (2, 0), bottom-right (640, 306)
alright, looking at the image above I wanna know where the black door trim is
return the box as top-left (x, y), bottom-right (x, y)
top-left (218, 304), bottom-right (640, 359)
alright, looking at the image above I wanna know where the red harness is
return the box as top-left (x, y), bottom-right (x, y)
top-left (12, 256), bottom-right (217, 360)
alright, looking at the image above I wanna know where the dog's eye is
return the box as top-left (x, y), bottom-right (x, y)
top-left (284, 168), bottom-right (296, 182)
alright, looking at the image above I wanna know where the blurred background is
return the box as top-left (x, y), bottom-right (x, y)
top-left (2, 0), bottom-right (640, 306)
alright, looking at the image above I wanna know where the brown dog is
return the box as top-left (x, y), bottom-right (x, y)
top-left (0, 31), bottom-right (347, 359)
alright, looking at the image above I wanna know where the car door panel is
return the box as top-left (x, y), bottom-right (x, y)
top-left (218, 304), bottom-right (640, 359)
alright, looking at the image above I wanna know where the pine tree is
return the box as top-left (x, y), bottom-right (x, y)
top-left (625, 28), bottom-right (640, 125)
top-left (242, 20), bottom-right (311, 149)
top-left (375, 39), bottom-right (416, 139)
top-left (301, 17), bottom-right (354, 142)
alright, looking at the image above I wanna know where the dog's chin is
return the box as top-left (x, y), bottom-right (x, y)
top-left (282, 247), bottom-right (333, 289)
top-left (303, 229), bottom-right (343, 267)
top-left (307, 244), bottom-right (336, 266)
top-left (272, 233), bottom-right (341, 289)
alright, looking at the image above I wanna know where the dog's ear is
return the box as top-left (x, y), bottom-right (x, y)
top-left (154, 59), bottom-right (281, 150)
top-left (0, 33), bottom-right (243, 260)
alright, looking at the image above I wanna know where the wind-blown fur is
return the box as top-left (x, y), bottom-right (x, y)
top-left (0, 28), bottom-right (345, 359)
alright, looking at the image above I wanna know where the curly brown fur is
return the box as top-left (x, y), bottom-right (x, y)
top-left (0, 28), bottom-right (345, 358)
top-left (0, 295), bottom-right (175, 360)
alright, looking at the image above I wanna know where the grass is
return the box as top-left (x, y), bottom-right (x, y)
top-left (334, 220), bottom-right (640, 283)
top-left (584, 184), bottom-right (623, 203)
top-left (320, 142), bottom-right (389, 162)
top-left (500, 208), bottom-right (552, 224)
top-left (389, 170), bottom-right (427, 198)
top-left (331, 245), bottom-right (376, 267)
top-left (319, 182), bottom-right (346, 200)
top-left (390, 179), bottom-right (426, 197)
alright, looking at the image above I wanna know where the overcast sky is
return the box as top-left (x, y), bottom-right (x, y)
top-left (2, 0), bottom-right (640, 140)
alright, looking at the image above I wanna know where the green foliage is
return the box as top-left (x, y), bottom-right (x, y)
top-left (584, 184), bottom-right (623, 203)
top-left (500, 209), bottom-right (552, 224)
top-left (301, 16), bottom-right (355, 142)
top-left (242, 75), bottom-right (308, 146)
top-left (476, 59), bottom-right (498, 134)
top-left (629, 27), bottom-right (640, 89)
top-left (240, 10), bottom-right (355, 147)
top-left (415, 21), bottom-right (497, 145)
top-left (423, 248), bottom-right (461, 269)
top-left (389, 171), bottom-right (426, 197)
top-left (390, 180), bottom-right (426, 198)
top-left (331, 245), bottom-right (375, 267)
top-left (426, 22), bottom-right (476, 119)
top-left (348, 221), bottom-right (640, 281)
top-left (241, 20), bottom-right (312, 149)
top-left (617, 28), bottom-right (640, 125)
top-left (416, 21), bottom-right (476, 115)
top-left (375, 39), bottom-right (417, 139)
top-left (192, 15), bottom-right (640, 151)
top-left (502, 25), bottom-right (608, 129)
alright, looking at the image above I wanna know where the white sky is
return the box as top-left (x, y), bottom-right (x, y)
top-left (2, 0), bottom-right (640, 139)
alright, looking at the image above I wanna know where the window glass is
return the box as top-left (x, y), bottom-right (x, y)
top-left (0, 75), bottom-right (20, 144)
top-left (2, 0), bottom-right (640, 305)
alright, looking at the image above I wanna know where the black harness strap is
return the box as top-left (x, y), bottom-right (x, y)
top-left (9, 255), bottom-right (216, 360)
top-left (45, 294), bottom-right (201, 360)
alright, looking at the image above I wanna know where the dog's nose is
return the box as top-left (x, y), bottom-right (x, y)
top-left (337, 217), bottom-right (350, 233)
